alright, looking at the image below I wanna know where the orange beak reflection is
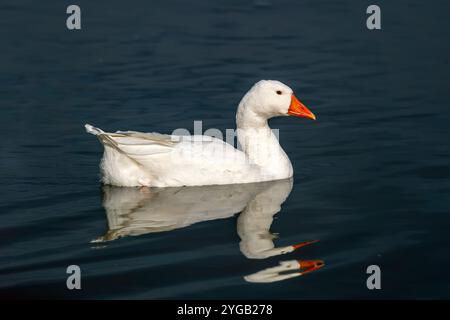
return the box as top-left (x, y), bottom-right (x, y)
top-left (288, 94), bottom-right (316, 120)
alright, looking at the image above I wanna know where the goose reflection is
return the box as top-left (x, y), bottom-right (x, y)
top-left (95, 179), bottom-right (324, 282)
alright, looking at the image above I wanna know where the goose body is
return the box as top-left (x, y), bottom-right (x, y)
top-left (86, 80), bottom-right (315, 187)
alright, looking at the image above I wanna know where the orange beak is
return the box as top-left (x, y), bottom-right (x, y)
top-left (288, 94), bottom-right (316, 120)
top-left (298, 259), bottom-right (325, 275)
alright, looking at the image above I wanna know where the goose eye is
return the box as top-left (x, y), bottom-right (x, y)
top-left (276, 90), bottom-right (282, 95)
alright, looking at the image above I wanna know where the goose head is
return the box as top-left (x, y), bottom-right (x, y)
top-left (237, 80), bottom-right (316, 127)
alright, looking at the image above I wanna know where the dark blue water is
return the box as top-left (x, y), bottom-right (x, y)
top-left (1, 0), bottom-right (450, 299)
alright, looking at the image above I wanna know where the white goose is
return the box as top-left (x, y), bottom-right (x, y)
top-left (85, 80), bottom-right (316, 187)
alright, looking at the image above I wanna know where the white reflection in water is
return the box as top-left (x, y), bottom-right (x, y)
top-left (94, 178), bottom-right (324, 283)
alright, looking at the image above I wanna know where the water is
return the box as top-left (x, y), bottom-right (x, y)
top-left (1, 0), bottom-right (450, 299)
